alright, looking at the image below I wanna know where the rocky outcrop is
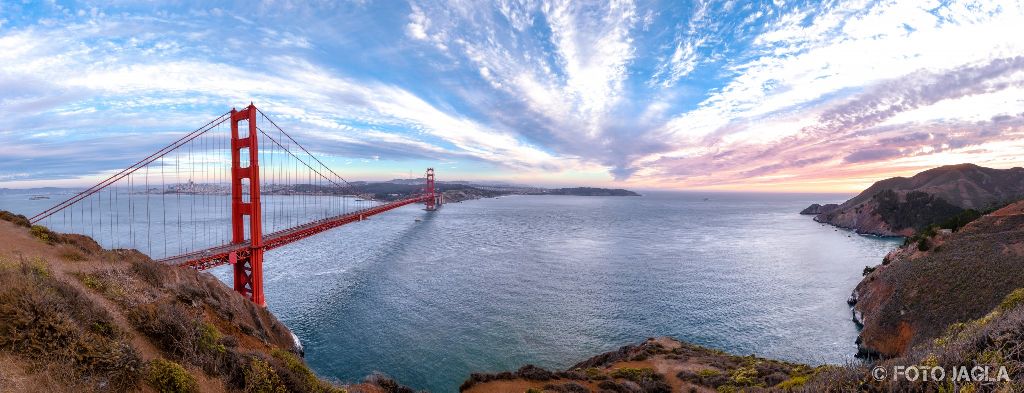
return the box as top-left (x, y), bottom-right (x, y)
top-left (848, 200), bottom-right (1024, 357)
top-left (810, 164), bottom-right (1024, 235)
top-left (460, 337), bottom-right (817, 393)
top-left (814, 190), bottom-right (963, 236)
top-left (800, 203), bottom-right (838, 215)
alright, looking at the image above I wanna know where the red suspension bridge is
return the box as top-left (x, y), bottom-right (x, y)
top-left (28, 104), bottom-right (443, 306)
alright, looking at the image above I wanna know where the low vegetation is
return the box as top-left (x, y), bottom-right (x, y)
top-left (856, 200), bottom-right (1024, 357)
top-left (0, 255), bottom-right (142, 391)
top-left (0, 211), bottom-right (346, 392)
top-left (852, 288), bottom-right (1024, 392)
top-left (874, 190), bottom-right (964, 233)
top-left (461, 338), bottom-right (817, 392)
top-left (900, 201), bottom-right (1011, 249)
top-left (145, 358), bottom-right (198, 393)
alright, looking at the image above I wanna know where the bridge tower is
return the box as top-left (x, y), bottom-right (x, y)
top-left (229, 104), bottom-right (265, 307)
top-left (425, 167), bottom-right (439, 211)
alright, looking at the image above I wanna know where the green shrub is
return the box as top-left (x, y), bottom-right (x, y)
top-left (27, 257), bottom-right (49, 277)
top-left (130, 301), bottom-right (240, 377)
top-left (270, 349), bottom-right (345, 392)
top-left (610, 367), bottom-right (657, 382)
top-left (199, 322), bottom-right (226, 354)
top-left (145, 359), bottom-right (198, 393)
top-left (30, 225), bottom-right (53, 243)
top-left (81, 274), bottom-right (104, 291)
top-left (917, 237), bottom-right (930, 251)
top-left (697, 369), bottom-right (721, 378)
top-left (939, 209), bottom-right (983, 232)
top-left (244, 357), bottom-right (287, 393)
top-left (775, 375), bottom-right (809, 389)
top-left (730, 366), bottom-right (759, 386)
top-left (584, 367), bottom-right (607, 380)
top-left (998, 288), bottom-right (1024, 312)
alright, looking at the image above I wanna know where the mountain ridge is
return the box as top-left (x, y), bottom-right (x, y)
top-left (808, 163), bottom-right (1024, 236)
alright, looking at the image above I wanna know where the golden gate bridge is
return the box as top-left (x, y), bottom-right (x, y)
top-left (28, 104), bottom-right (443, 306)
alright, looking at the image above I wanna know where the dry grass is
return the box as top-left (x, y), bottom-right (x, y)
top-left (0, 210), bottom-right (343, 393)
top-left (0, 257), bottom-right (142, 391)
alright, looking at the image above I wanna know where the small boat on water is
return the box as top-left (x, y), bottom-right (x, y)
top-left (415, 219), bottom-right (422, 222)
top-left (29, 195), bottom-right (50, 200)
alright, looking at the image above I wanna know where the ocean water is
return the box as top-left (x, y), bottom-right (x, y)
top-left (0, 191), bottom-right (900, 392)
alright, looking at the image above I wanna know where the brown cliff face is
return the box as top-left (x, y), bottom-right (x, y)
top-left (850, 200), bottom-right (1024, 358)
top-left (814, 164), bottom-right (1024, 236)
top-left (814, 196), bottom-right (911, 236)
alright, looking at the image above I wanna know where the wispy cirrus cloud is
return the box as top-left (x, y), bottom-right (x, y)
top-left (1, 0), bottom-right (1023, 191)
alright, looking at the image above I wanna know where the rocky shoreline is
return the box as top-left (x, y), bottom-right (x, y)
top-left (846, 200), bottom-right (1024, 359)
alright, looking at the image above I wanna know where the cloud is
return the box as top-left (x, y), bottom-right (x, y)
top-left (813, 56), bottom-right (1024, 135)
top-left (0, 10), bottom-right (587, 184)
top-left (2, 0), bottom-right (1024, 191)
top-left (844, 148), bottom-right (902, 163)
top-left (650, 40), bottom-right (699, 88)
top-left (405, 4), bottom-right (429, 40)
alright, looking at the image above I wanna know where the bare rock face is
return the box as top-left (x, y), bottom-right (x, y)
top-left (849, 200), bottom-right (1024, 358)
top-left (811, 164), bottom-right (1024, 235)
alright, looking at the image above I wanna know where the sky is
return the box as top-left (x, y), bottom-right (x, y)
top-left (1, 0), bottom-right (1023, 192)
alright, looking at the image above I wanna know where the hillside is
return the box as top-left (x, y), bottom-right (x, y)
top-left (808, 164), bottom-right (1024, 235)
top-left (357, 182), bottom-right (640, 203)
top-left (526, 187), bottom-right (640, 197)
top-left (356, 182), bottom-right (506, 203)
top-left (0, 211), bottom-right (414, 393)
top-left (849, 199), bottom-right (1024, 358)
top-left (459, 337), bottom-right (827, 393)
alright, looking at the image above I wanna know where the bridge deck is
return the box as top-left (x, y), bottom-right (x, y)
top-left (157, 195), bottom-right (431, 270)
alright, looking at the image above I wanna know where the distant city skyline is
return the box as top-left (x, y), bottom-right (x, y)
top-left (1, 1), bottom-right (1023, 192)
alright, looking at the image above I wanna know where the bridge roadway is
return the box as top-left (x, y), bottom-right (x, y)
top-left (157, 195), bottom-right (432, 270)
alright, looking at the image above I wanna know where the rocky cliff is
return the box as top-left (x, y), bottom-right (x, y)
top-left (808, 164), bottom-right (1024, 236)
top-left (849, 200), bottom-right (1024, 358)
